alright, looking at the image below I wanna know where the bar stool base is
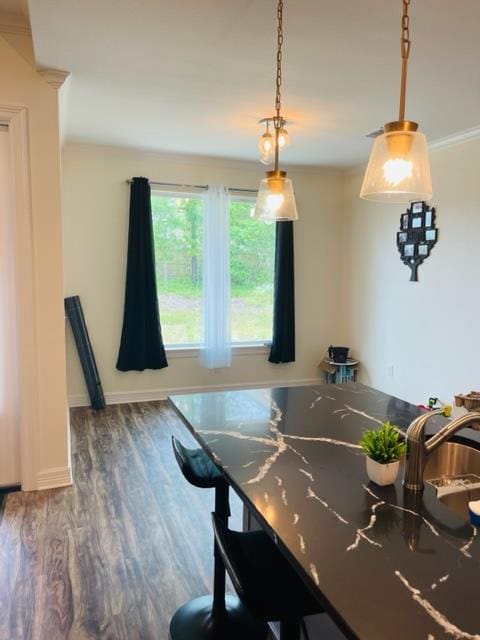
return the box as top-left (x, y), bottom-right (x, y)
top-left (169, 595), bottom-right (268, 640)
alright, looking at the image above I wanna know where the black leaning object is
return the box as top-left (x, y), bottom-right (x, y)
top-left (65, 296), bottom-right (106, 410)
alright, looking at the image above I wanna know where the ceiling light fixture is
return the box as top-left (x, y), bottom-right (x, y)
top-left (360, 0), bottom-right (432, 203)
top-left (258, 117), bottom-right (290, 165)
top-left (253, 0), bottom-right (298, 222)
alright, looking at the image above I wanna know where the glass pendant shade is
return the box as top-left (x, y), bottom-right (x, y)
top-left (258, 131), bottom-right (274, 164)
top-left (253, 171), bottom-right (298, 221)
top-left (360, 126), bottom-right (432, 203)
top-left (277, 127), bottom-right (290, 148)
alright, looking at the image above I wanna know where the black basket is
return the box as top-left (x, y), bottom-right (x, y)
top-left (328, 346), bottom-right (349, 363)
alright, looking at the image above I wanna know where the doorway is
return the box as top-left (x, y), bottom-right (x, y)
top-left (0, 126), bottom-right (20, 487)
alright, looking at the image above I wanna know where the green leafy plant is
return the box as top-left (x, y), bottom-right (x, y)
top-left (359, 421), bottom-right (406, 464)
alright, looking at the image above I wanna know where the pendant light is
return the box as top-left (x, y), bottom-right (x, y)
top-left (360, 0), bottom-right (432, 203)
top-left (258, 116), bottom-right (290, 165)
top-left (253, 0), bottom-right (298, 221)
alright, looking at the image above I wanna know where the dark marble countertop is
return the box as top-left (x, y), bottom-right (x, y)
top-left (169, 383), bottom-right (480, 640)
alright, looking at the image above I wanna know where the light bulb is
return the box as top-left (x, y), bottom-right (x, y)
top-left (277, 127), bottom-right (289, 148)
top-left (266, 193), bottom-right (284, 213)
top-left (259, 134), bottom-right (273, 153)
top-left (260, 150), bottom-right (272, 165)
top-left (383, 158), bottom-right (413, 186)
top-left (258, 132), bottom-right (274, 165)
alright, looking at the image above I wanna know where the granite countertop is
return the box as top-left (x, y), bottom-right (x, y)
top-left (169, 383), bottom-right (480, 640)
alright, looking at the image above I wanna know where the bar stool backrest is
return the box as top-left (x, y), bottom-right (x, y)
top-left (171, 436), bottom-right (223, 489)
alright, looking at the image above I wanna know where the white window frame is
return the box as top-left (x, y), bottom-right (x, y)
top-left (151, 190), bottom-right (273, 356)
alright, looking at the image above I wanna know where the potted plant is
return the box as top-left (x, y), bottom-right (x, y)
top-left (359, 421), bottom-right (406, 486)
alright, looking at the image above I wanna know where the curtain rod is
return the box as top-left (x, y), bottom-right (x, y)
top-left (125, 179), bottom-right (257, 194)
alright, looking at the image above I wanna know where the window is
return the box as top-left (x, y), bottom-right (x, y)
top-left (151, 191), bottom-right (276, 348)
top-left (229, 197), bottom-right (275, 344)
top-left (151, 191), bottom-right (204, 347)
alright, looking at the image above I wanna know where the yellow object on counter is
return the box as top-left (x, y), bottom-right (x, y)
top-left (443, 405), bottom-right (452, 418)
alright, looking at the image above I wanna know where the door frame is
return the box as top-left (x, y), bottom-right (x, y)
top-left (0, 105), bottom-right (39, 491)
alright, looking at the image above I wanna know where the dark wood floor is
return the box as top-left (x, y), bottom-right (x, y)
top-left (0, 401), bottom-right (242, 640)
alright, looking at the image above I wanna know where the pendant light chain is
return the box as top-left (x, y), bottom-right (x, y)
top-left (399, 0), bottom-right (411, 121)
top-left (275, 0), bottom-right (284, 121)
top-left (273, 0), bottom-right (284, 170)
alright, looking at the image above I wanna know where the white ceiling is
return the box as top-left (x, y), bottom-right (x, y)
top-left (28, 0), bottom-right (480, 167)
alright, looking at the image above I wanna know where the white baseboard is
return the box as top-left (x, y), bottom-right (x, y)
top-left (68, 377), bottom-right (321, 408)
top-left (36, 466), bottom-right (73, 490)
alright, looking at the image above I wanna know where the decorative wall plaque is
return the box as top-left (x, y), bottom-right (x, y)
top-left (396, 201), bottom-right (438, 281)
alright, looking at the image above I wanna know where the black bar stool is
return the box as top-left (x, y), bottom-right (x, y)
top-left (212, 513), bottom-right (324, 640)
top-left (169, 437), bottom-right (268, 640)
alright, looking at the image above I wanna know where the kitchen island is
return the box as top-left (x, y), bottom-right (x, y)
top-left (169, 384), bottom-right (480, 640)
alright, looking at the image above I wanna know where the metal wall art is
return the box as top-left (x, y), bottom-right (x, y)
top-left (396, 201), bottom-right (438, 281)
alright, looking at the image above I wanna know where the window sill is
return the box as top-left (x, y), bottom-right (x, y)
top-left (165, 344), bottom-right (271, 359)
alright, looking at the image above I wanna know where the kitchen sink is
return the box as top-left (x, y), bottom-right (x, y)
top-left (436, 487), bottom-right (480, 521)
top-left (424, 441), bottom-right (480, 520)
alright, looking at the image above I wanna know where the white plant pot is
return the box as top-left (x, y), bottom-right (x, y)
top-left (366, 457), bottom-right (400, 486)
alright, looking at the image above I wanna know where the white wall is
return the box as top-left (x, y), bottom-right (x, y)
top-left (342, 138), bottom-right (480, 407)
top-left (0, 35), bottom-right (70, 489)
top-left (62, 144), bottom-right (346, 404)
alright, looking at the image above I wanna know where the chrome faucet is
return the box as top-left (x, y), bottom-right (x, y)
top-left (403, 409), bottom-right (480, 492)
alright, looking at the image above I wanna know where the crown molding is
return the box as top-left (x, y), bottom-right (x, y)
top-left (0, 23), bottom-right (31, 36)
top-left (66, 141), bottom-right (269, 171)
top-left (63, 141), bottom-right (343, 176)
top-left (63, 124), bottom-right (480, 175)
top-left (429, 125), bottom-right (480, 151)
top-left (37, 68), bottom-right (70, 90)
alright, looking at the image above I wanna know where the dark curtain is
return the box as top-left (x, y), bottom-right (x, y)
top-left (269, 221), bottom-right (295, 364)
top-left (116, 177), bottom-right (168, 371)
